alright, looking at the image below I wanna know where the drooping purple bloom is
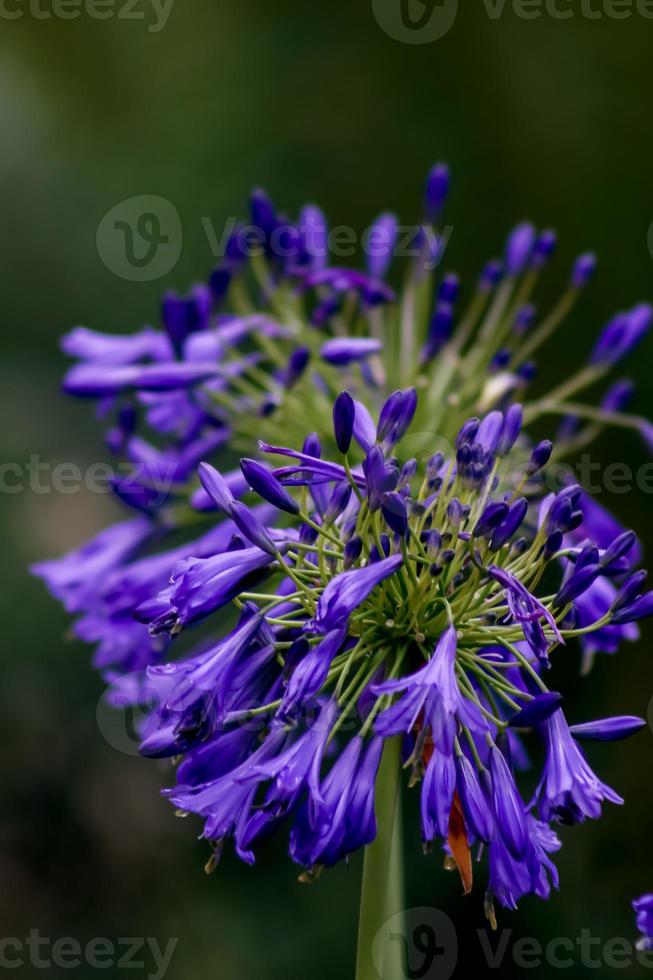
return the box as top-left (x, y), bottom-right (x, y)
top-left (489, 744), bottom-right (528, 860)
top-left (279, 627), bottom-right (348, 717)
top-left (374, 626), bottom-right (486, 753)
top-left (289, 735), bottom-right (383, 869)
top-left (421, 749), bottom-right (456, 841)
top-left (455, 754), bottom-right (494, 844)
top-left (536, 710), bottom-right (623, 825)
top-left (487, 815), bottom-right (560, 911)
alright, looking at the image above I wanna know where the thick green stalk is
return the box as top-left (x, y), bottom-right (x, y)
top-left (355, 736), bottom-right (403, 980)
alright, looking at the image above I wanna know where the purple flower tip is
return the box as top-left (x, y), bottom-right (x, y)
top-left (240, 458), bottom-right (300, 515)
top-left (527, 440), bottom-right (553, 475)
top-left (333, 391), bottom-right (355, 455)
top-left (571, 253), bottom-right (597, 289)
top-left (505, 222), bottom-right (536, 277)
top-left (531, 229), bottom-right (558, 268)
top-left (479, 260), bottom-right (504, 292)
top-left (425, 162), bottom-right (450, 221)
top-left (569, 716), bottom-right (646, 742)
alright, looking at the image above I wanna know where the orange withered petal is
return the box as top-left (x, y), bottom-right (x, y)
top-left (447, 791), bottom-right (473, 895)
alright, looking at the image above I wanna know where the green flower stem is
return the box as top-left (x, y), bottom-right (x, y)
top-left (356, 735), bottom-right (403, 980)
top-left (510, 286), bottom-right (578, 368)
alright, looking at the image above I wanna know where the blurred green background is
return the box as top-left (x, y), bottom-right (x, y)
top-left (3, 1), bottom-right (653, 977)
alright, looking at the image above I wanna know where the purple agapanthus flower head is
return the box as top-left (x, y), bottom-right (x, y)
top-left (76, 387), bottom-right (645, 920)
top-left (33, 164), bottom-right (653, 934)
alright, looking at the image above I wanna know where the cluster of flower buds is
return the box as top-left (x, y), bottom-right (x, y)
top-left (32, 165), bottom-right (653, 926)
top-left (126, 389), bottom-right (650, 915)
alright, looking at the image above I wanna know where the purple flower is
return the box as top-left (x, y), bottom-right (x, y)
top-left (320, 337), bottom-right (383, 366)
top-left (531, 230), bottom-right (557, 269)
top-left (145, 544), bottom-right (280, 634)
top-left (290, 735), bottom-right (383, 869)
top-left (31, 517), bottom-right (151, 613)
top-left (505, 223), bottom-right (536, 277)
top-left (455, 755), bottom-right (494, 844)
top-left (527, 440), bottom-right (553, 475)
top-left (34, 163), bottom-right (653, 921)
top-left (634, 895), bottom-right (653, 951)
top-left (489, 744), bottom-right (528, 859)
top-left (569, 716), bottom-right (645, 742)
top-left (376, 388), bottom-right (417, 451)
top-left (312, 554), bottom-right (402, 633)
top-left (489, 498), bottom-right (528, 551)
top-left (61, 325), bottom-right (171, 364)
top-left (63, 361), bottom-right (220, 397)
top-left (489, 565), bottom-right (563, 666)
top-left (591, 304), bottom-right (653, 366)
top-left (421, 750), bottom-right (456, 841)
top-left (571, 253), bottom-right (597, 289)
top-left (487, 815), bottom-right (560, 911)
top-left (240, 458), bottom-right (300, 515)
top-left (279, 628), bottom-right (348, 717)
top-left (536, 710), bottom-right (623, 825)
top-left (508, 692), bottom-right (563, 728)
top-left (497, 404), bottom-right (523, 455)
top-left (374, 626), bottom-right (486, 753)
top-left (333, 391), bottom-right (355, 454)
top-left (425, 162), bottom-right (450, 221)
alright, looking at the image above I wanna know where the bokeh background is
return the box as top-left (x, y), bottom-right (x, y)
top-left (3, 1), bottom-right (653, 977)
